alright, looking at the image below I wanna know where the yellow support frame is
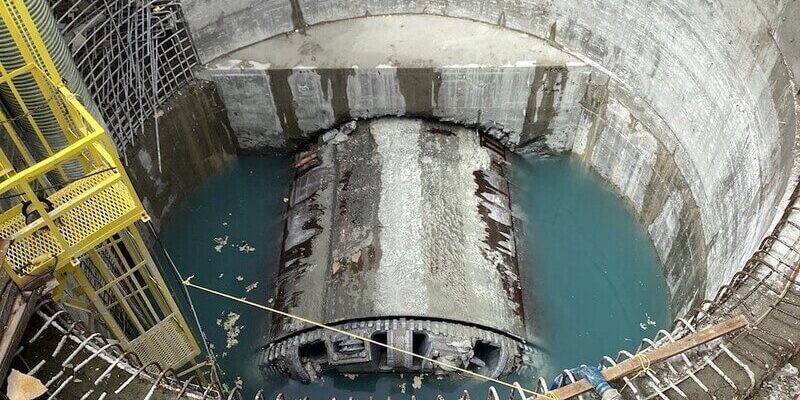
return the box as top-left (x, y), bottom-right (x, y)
top-left (0, 14), bottom-right (200, 369)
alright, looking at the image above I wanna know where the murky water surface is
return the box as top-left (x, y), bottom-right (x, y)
top-left (512, 156), bottom-right (669, 381)
top-left (160, 155), bottom-right (669, 399)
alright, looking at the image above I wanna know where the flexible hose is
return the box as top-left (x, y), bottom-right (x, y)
top-left (0, 0), bottom-right (102, 176)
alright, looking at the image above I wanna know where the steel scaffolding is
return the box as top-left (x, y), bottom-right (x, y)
top-left (0, 0), bottom-right (199, 371)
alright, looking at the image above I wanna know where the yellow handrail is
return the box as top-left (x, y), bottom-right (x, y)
top-left (0, 129), bottom-right (103, 194)
top-left (0, 65), bottom-right (136, 284)
top-left (0, 16), bottom-right (200, 370)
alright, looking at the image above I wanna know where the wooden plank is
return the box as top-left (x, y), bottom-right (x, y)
top-left (0, 288), bottom-right (41, 381)
top-left (546, 315), bottom-right (748, 399)
top-left (0, 239), bottom-right (43, 381)
top-left (0, 238), bottom-right (10, 265)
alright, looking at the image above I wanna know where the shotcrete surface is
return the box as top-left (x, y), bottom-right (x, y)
top-left (211, 15), bottom-right (579, 68)
top-left (371, 119), bottom-right (430, 313)
top-left (273, 119), bottom-right (524, 338)
top-left (186, 2), bottom-right (800, 312)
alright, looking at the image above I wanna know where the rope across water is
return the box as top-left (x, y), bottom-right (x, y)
top-left (182, 276), bottom-right (559, 400)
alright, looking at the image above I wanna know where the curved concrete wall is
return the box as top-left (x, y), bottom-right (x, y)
top-left (126, 81), bottom-right (236, 229)
top-left (183, 0), bottom-right (799, 316)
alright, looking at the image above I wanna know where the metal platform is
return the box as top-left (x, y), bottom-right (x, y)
top-left (0, 168), bottom-right (142, 283)
top-left (0, 59), bottom-right (199, 372)
top-left (129, 314), bottom-right (200, 368)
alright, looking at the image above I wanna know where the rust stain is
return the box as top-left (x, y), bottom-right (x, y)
top-left (474, 136), bottom-right (524, 322)
top-left (427, 127), bottom-right (456, 136)
top-left (338, 169), bottom-right (351, 217)
top-left (331, 246), bottom-right (375, 277)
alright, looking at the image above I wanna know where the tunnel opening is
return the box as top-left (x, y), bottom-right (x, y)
top-left (298, 340), bottom-right (329, 365)
top-left (470, 341), bottom-right (502, 376)
top-left (370, 332), bottom-right (389, 371)
top-left (411, 332), bottom-right (428, 368)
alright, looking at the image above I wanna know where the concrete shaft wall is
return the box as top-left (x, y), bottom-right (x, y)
top-left (182, 0), bottom-right (800, 318)
top-left (125, 81), bottom-right (237, 229)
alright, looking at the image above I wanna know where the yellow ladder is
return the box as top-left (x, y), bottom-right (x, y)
top-left (0, 0), bottom-right (200, 369)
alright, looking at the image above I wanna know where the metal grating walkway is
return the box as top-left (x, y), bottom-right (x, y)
top-left (129, 315), bottom-right (199, 369)
top-left (0, 169), bottom-right (140, 277)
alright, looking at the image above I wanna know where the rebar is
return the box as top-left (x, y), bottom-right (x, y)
top-left (47, 0), bottom-right (197, 152)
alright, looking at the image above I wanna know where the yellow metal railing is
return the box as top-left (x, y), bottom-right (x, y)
top-left (0, 63), bottom-right (200, 368)
top-left (0, 0), bottom-right (201, 369)
top-left (0, 64), bottom-right (135, 282)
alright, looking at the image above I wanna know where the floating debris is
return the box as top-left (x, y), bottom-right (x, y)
top-left (213, 236), bottom-right (228, 253)
top-left (223, 312), bottom-right (242, 349)
top-left (640, 313), bottom-right (657, 330)
top-left (245, 281), bottom-right (259, 292)
top-left (236, 276), bottom-right (244, 281)
top-left (343, 373), bottom-right (358, 380)
top-left (218, 273), bottom-right (224, 278)
top-left (216, 318), bottom-right (222, 326)
top-left (238, 241), bottom-right (256, 253)
top-left (412, 375), bottom-right (424, 389)
top-left (399, 382), bottom-right (407, 394)
top-left (222, 222), bottom-right (228, 226)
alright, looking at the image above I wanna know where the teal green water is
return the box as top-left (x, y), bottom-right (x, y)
top-left (159, 155), bottom-right (669, 398)
top-left (512, 155), bottom-right (669, 380)
top-left (159, 156), bottom-right (292, 395)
